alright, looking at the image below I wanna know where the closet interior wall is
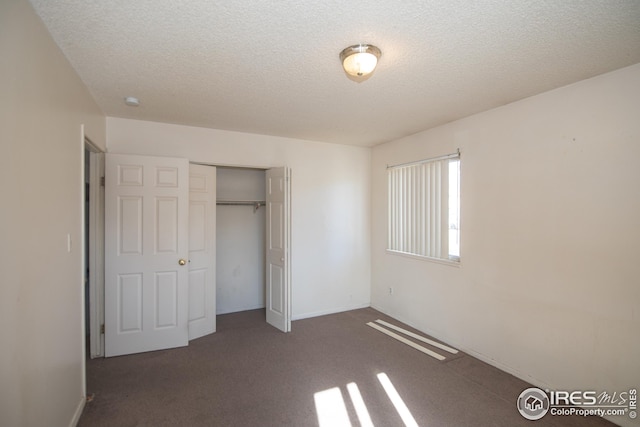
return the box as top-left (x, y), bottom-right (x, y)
top-left (216, 167), bottom-right (266, 315)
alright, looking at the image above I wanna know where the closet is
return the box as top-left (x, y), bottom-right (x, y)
top-left (103, 155), bottom-right (290, 357)
top-left (216, 167), bottom-right (266, 314)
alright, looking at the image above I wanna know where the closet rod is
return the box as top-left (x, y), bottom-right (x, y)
top-left (216, 200), bottom-right (266, 211)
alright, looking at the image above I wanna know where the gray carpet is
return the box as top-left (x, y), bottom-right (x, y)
top-left (79, 308), bottom-right (617, 427)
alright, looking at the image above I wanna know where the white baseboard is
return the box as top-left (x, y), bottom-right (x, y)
top-left (69, 395), bottom-right (85, 427)
top-left (217, 304), bottom-right (266, 315)
top-left (292, 302), bottom-right (370, 321)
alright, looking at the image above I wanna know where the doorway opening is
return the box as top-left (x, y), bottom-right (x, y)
top-left (215, 167), bottom-right (267, 316)
top-left (84, 141), bottom-right (105, 358)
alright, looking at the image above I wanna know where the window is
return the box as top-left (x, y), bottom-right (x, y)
top-left (387, 152), bottom-right (460, 263)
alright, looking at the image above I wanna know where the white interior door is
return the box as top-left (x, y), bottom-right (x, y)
top-left (105, 154), bottom-right (189, 357)
top-left (188, 164), bottom-right (216, 340)
top-left (265, 167), bottom-right (291, 332)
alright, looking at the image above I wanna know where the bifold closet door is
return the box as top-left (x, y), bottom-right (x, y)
top-left (188, 164), bottom-right (216, 340)
top-left (265, 167), bottom-right (291, 332)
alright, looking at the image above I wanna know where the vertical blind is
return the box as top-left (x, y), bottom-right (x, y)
top-left (387, 153), bottom-right (458, 260)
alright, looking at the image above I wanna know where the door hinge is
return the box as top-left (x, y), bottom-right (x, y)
top-left (100, 176), bottom-right (105, 187)
top-left (100, 324), bottom-right (105, 334)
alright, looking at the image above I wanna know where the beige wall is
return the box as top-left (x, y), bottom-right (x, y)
top-left (371, 63), bottom-right (640, 426)
top-left (3, 1), bottom-right (638, 425)
top-left (0, 1), bottom-right (106, 426)
top-left (107, 117), bottom-right (372, 320)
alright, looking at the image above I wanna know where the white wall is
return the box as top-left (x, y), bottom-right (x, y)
top-left (216, 168), bottom-right (266, 314)
top-left (371, 63), bottom-right (640, 426)
top-left (0, 1), bottom-right (106, 426)
top-left (106, 117), bottom-right (371, 320)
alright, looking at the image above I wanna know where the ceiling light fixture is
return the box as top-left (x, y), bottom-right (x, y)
top-left (339, 44), bottom-right (381, 78)
top-left (124, 96), bottom-right (140, 107)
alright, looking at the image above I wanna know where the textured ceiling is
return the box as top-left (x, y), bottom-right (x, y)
top-left (29, 0), bottom-right (640, 147)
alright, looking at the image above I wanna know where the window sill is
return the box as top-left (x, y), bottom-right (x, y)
top-left (386, 249), bottom-right (461, 267)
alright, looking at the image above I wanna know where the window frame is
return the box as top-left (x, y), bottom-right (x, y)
top-left (386, 151), bottom-right (461, 266)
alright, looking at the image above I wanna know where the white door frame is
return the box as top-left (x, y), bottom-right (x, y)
top-left (85, 139), bottom-right (105, 358)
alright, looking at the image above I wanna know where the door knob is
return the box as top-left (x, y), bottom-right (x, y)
top-left (178, 259), bottom-right (187, 266)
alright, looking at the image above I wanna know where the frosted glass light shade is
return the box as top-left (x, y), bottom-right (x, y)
top-left (340, 44), bottom-right (381, 77)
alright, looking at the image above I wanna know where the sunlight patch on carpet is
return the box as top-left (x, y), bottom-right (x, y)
top-left (377, 372), bottom-right (419, 427)
top-left (314, 387), bottom-right (351, 427)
